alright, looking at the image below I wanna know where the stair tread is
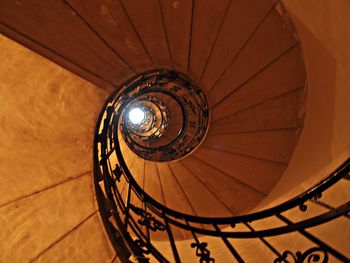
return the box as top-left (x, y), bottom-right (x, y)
top-left (169, 161), bottom-right (233, 217)
top-left (155, 162), bottom-right (194, 215)
top-left (210, 88), bottom-right (304, 133)
top-left (192, 147), bottom-right (286, 194)
top-left (201, 0), bottom-right (276, 92)
top-left (211, 45), bottom-right (306, 120)
top-left (208, 4), bottom-right (297, 105)
top-left (203, 129), bottom-right (300, 164)
top-left (181, 157), bottom-right (264, 215)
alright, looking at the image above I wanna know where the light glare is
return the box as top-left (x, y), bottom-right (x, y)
top-left (128, 108), bottom-right (145, 124)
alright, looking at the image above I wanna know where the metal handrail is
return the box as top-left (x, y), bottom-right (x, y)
top-left (94, 69), bottom-right (350, 263)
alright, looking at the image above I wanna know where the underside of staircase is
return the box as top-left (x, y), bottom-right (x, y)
top-left (0, 0), bottom-right (349, 262)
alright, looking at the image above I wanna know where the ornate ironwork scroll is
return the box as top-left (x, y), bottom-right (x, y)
top-left (275, 247), bottom-right (328, 263)
top-left (93, 68), bottom-right (350, 263)
top-left (191, 242), bottom-right (215, 263)
top-left (130, 204), bottom-right (165, 232)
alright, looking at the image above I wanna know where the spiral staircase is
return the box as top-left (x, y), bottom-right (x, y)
top-left (1, 0), bottom-right (350, 262)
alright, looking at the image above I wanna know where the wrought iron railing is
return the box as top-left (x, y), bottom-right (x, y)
top-left (93, 70), bottom-right (350, 262)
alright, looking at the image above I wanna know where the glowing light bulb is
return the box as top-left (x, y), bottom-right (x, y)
top-left (128, 108), bottom-right (145, 124)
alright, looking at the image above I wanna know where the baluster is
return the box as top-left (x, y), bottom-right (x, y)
top-left (213, 223), bottom-right (244, 263)
top-left (186, 220), bottom-right (215, 263)
top-left (311, 199), bottom-right (350, 220)
top-left (107, 158), bottom-right (114, 180)
top-left (105, 146), bottom-right (115, 159)
top-left (243, 222), bottom-right (285, 262)
top-left (124, 183), bottom-right (132, 229)
top-left (108, 126), bottom-right (113, 149)
top-left (275, 213), bottom-right (349, 262)
top-left (163, 212), bottom-right (181, 263)
top-left (143, 203), bottom-right (151, 245)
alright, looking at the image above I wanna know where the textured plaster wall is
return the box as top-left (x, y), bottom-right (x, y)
top-left (0, 35), bottom-right (114, 262)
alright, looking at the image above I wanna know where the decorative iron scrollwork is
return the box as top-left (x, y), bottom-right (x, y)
top-left (170, 85), bottom-right (181, 94)
top-left (118, 70), bottom-right (209, 162)
top-left (299, 193), bottom-right (323, 212)
top-left (134, 239), bottom-right (151, 255)
top-left (311, 193), bottom-right (322, 202)
top-left (191, 242), bottom-right (215, 263)
top-left (112, 164), bottom-right (123, 182)
top-left (299, 203), bottom-right (308, 212)
top-left (183, 96), bottom-right (197, 114)
top-left (274, 247), bottom-right (328, 263)
top-left (189, 121), bottom-right (196, 128)
top-left (130, 204), bottom-right (165, 232)
top-left (95, 65), bottom-right (350, 263)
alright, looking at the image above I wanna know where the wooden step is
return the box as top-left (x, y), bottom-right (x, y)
top-left (189, 0), bottom-right (231, 81)
top-left (203, 129), bottom-right (300, 164)
top-left (169, 161), bottom-right (233, 217)
top-left (210, 88), bottom-right (304, 133)
top-left (120, 0), bottom-right (171, 68)
top-left (181, 157), bottom-right (264, 215)
top-left (201, 0), bottom-right (276, 92)
top-left (208, 2), bottom-right (296, 104)
top-left (192, 147), bottom-right (286, 194)
top-left (211, 46), bottom-right (305, 121)
top-left (144, 160), bottom-right (164, 204)
top-left (0, 0), bottom-right (133, 86)
top-left (129, 156), bottom-right (145, 189)
top-left (155, 162), bottom-right (194, 215)
top-left (67, 0), bottom-right (153, 72)
top-left (161, 0), bottom-right (193, 73)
